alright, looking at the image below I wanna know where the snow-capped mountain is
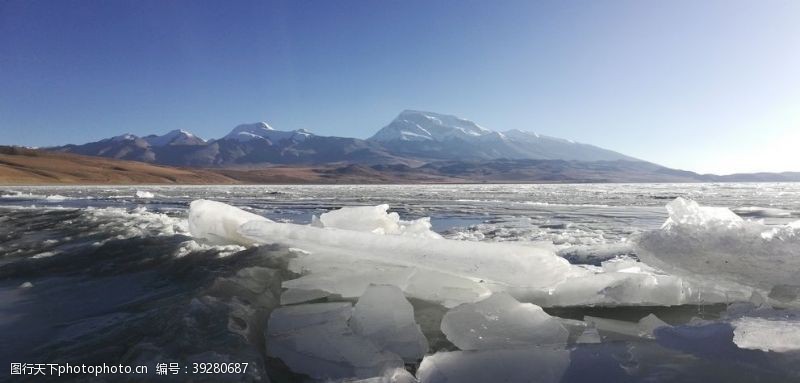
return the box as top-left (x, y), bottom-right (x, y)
top-left (369, 110), bottom-right (492, 142)
top-left (369, 110), bottom-right (637, 162)
top-left (54, 123), bottom-right (398, 166)
top-left (54, 110), bottom-right (638, 167)
top-left (144, 129), bottom-right (206, 146)
top-left (222, 122), bottom-right (312, 143)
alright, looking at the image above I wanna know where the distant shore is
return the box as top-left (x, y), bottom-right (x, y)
top-left (2, 146), bottom-right (800, 185)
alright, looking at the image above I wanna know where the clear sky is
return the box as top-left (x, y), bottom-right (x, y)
top-left (1, 0), bottom-right (799, 174)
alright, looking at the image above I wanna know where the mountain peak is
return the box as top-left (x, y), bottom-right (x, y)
top-left (367, 110), bottom-right (636, 162)
top-left (144, 129), bottom-right (205, 146)
top-left (108, 133), bottom-right (138, 142)
top-left (223, 122), bottom-right (312, 143)
top-left (370, 110), bottom-right (491, 143)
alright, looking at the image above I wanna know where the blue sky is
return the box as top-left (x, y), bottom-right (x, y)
top-left (1, 0), bottom-right (799, 174)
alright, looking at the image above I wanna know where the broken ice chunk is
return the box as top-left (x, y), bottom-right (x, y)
top-left (266, 302), bottom-right (404, 380)
top-left (346, 368), bottom-right (419, 383)
top-left (732, 317), bottom-right (800, 352)
top-left (189, 200), bottom-right (270, 245)
top-left (135, 190), bottom-right (155, 199)
top-left (267, 302), bottom-right (353, 334)
top-left (239, 218), bottom-right (569, 289)
top-left (279, 288), bottom-right (331, 305)
top-left (635, 197), bottom-right (800, 294)
top-left (350, 285), bottom-right (428, 362)
top-left (638, 314), bottom-right (671, 337)
top-left (347, 368), bottom-right (418, 383)
top-left (542, 264), bottom-right (695, 307)
top-left (403, 269), bottom-right (491, 309)
top-left (584, 313), bottom-right (670, 339)
top-left (282, 261), bottom-right (416, 299)
top-left (316, 204), bottom-right (442, 239)
top-left (768, 285), bottom-right (800, 306)
top-left (440, 293), bottom-right (568, 350)
top-left (576, 326), bottom-right (602, 344)
top-left (416, 348), bottom-right (570, 383)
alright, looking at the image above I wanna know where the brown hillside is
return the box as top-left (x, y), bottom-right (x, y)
top-left (0, 146), bottom-right (239, 185)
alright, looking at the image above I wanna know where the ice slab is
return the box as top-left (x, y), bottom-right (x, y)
top-left (732, 317), bottom-right (800, 352)
top-left (238, 218), bottom-right (570, 290)
top-left (351, 285), bottom-right (428, 361)
top-left (189, 200), bottom-right (708, 308)
top-left (768, 285), bottom-right (800, 306)
top-left (527, 258), bottom-right (705, 307)
top-left (347, 368), bottom-right (418, 383)
top-left (135, 190), bottom-right (154, 199)
top-left (279, 288), bottom-right (331, 305)
top-left (282, 260), bottom-right (417, 300)
top-left (189, 200), bottom-right (270, 245)
top-left (314, 204), bottom-right (442, 239)
top-left (584, 313), bottom-right (669, 339)
top-left (403, 269), bottom-right (492, 309)
top-left (267, 302), bottom-right (353, 334)
top-left (440, 293), bottom-right (568, 350)
top-left (636, 197), bottom-right (800, 295)
top-left (416, 348), bottom-right (570, 383)
top-left (282, 257), bottom-right (491, 308)
top-left (576, 326), bottom-right (602, 344)
top-left (266, 302), bottom-right (404, 380)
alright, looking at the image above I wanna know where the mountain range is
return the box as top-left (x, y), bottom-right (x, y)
top-left (15, 109), bottom-right (794, 184)
top-left (54, 110), bottom-right (635, 166)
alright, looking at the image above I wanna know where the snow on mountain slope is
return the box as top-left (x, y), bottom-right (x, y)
top-left (55, 111), bottom-right (638, 166)
top-left (223, 122), bottom-right (312, 143)
top-left (369, 110), bottom-right (491, 142)
top-left (369, 110), bottom-right (638, 162)
top-left (143, 129), bottom-right (206, 146)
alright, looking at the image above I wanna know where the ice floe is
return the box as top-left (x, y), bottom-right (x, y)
top-left (636, 197), bottom-right (800, 297)
top-left (584, 313), bottom-right (669, 339)
top-left (732, 317), bottom-right (800, 352)
top-left (188, 200), bottom-right (270, 245)
top-left (416, 347), bottom-right (570, 383)
top-left (187, 199), bottom-right (716, 308)
top-left (312, 204), bottom-right (442, 239)
top-left (440, 293), bottom-right (568, 350)
top-left (135, 190), bottom-right (155, 199)
top-left (266, 302), bottom-right (405, 380)
top-left (350, 285), bottom-right (428, 361)
top-left (186, 197), bottom-right (800, 380)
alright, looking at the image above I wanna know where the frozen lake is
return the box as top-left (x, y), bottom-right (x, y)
top-left (1, 183), bottom-right (799, 382)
